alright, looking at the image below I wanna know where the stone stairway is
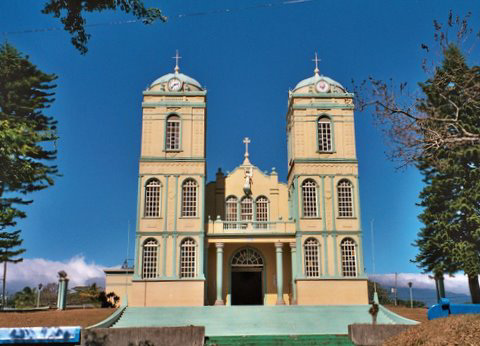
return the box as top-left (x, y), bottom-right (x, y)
top-left (112, 305), bottom-right (417, 337)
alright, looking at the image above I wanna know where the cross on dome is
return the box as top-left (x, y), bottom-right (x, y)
top-left (172, 50), bottom-right (182, 73)
top-left (243, 137), bottom-right (251, 164)
top-left (312, 52), bottom-right (320, 75)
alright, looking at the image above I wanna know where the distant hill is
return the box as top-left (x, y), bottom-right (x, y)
top-left (384, 286), bottom-right (471, 307)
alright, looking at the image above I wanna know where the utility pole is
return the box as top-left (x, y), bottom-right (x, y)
top-left (394, 272), bottom-right (398, 306)
top-left (408, 282), bottom-right (413, 308)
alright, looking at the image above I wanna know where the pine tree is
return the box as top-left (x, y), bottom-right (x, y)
top-left (0, 231), bottom-right (25, 307)
top-left (0, 43), bottom-right (58, 306)
top-left (414, 45), bottom-right (480, 303)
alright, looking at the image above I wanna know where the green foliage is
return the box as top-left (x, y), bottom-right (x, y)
top-left (413, 44), bottom-right (480, 302)
top-left (42, 0), bottom-right (166, 54)
top-left (0, 42), bottom-right (58, 238)
top-left (13, 286), bottom-right (37, 308)
top-left (0, 231), bottom-right (25, 264)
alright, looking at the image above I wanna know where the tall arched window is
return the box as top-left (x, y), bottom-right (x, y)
top-left (240, 197), bottom-right (253, 229)
top-left (181, 179), bottom-right (197, 217)
top-left (341, 238), bottom-right (357, 277)
top-left (317, 116), bottom-right (332, 152)
top-left (256, 196), bottom-right (269, 229)
top-left (338, 179), bottom-right (354, 217)
top-left (180, 238), bottom-right (196, 278)
top-left (304, 238), bottom-right (320, 277)
top-left (142, 238), bottom-right (158, 279)
top-left (302, 179), bottom-right (318, 218)
top-left (165, 114), bottom-right (181, 150)
top-left (144, 178), bottom-right (161, 217)
top-left (225, 196), bottom-right (238, 230)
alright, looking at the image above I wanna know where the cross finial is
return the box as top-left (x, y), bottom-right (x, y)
top-left (243, 137), bottom-right (251, 164)
top-left (172, 50), bottom-right (182, 73)
top-left (312, 52), bottom-right (320, 75)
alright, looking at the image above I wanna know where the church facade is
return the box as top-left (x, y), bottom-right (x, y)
top-left (105, 57), bottom-right (368, 307)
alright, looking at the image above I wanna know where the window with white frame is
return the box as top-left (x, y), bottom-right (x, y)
top-left (166, 115), bottom-right (181, 150)
top-left (304, 238), bottom-right (320, 277)
top-left (318, 117), bottom-right (332, 152)
top-left (181, 179), bottom-right (197, 217)
top-left (144, 178), bottom-right (161, 217)
top-left (225, 196), bottom-right (238, 229)
top-left (142, 238), bottom-right (158, 279)
top-left (338, 179), bottom-right (354, 217)
top-left (302, 180), bottom-right (318, 218)
top-left (240, 197), bottom-right (253, 229)
top-left (255, 196), bottom-right (269, 229)
top-left (341, 238), bottom-right (357, 277)
top-left (180, 238), bottom-right (196, 278)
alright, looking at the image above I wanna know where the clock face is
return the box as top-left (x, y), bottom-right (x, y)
top-left (168, 78), bottom-right (183, 91)
top-left (316, 80), bottom-right (330, 93)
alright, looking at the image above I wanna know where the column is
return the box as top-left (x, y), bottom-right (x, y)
top-left (290, 242), bottom-right (297, 305)
top-left (214, 242), bottom-right (224, 305)
top-left (275, 242), bottom-right (285, 305)
top-left (333, 233), bottom-right (338, 276)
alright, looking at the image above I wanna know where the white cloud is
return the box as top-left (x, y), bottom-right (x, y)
top-left (369, 273), bottom-right (471, 295)
top-left (4, 255), bottom-right (107, 293)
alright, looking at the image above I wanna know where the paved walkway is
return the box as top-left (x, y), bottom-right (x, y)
top-left (113, 305), bottom-right (417, 336)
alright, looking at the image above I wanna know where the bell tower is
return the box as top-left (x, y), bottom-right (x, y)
top-left (286, 54), bottom-right (367, 304)
top-left (130, 52), bottom-right (207, 306)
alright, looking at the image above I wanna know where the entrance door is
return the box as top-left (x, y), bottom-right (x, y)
top-left (231, 270), bottom-right (263, 305)
top-left (230, 248), bottom-right (264, 305)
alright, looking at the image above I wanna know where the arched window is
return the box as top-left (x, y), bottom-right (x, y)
top-left (240, 197), bottom-right (253, 229)
top-left (317, 116), bottom-right (332, 152)
top-left (144, 178), bottom-right (161, 217)
top-left (338, 179), bottom-right (354, 217)
top-left (341, 238), bottom-right (357, 277)
top-left (302, 180), bottom-right (318, 218)
top-left (304, 238), bottom-right (320, 277)
top-left (256, 196), bottom-right (269, 229)
top-left (225, 196), bottom-right (238, 230)
top-left (180, 238), bottom-right (196, 278)
top-left (165, 114), bottom-right (181, 150)
top-left (181, 179), bottom-right (197, 217)
top-left (142, 238), bottom-right (158, 279)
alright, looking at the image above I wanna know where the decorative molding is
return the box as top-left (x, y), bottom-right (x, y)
top-left (140, 157), bottom-right (205, 162)
top-left (142, 102), bottom-right (206, 108)
top-left (292, 93), bottom-right (354, 98)
top-left (292, 103), bottom-right (354, 110)
top-left (143, 91), bottom-right (206, 96)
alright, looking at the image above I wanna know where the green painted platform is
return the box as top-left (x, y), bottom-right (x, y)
top-left (205, 335), bottom-right (354, 345)
top-left (112, 305), bottom-right (417, 337)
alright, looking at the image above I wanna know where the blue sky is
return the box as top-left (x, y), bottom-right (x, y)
top-left (1, 1), bottom-right (479, 279)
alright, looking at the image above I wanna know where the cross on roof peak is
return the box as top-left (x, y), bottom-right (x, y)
top-left (312, 52), bottom-right (320, 75)
top-left (172, 50), bottom-right (182, 73)
top-left (243, 137), bottom-right (251, 164)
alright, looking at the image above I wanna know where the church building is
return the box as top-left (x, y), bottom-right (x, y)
top-left (105, 54), bottom-right (368, 307)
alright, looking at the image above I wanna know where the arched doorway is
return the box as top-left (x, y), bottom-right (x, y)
top-left (230, 248), bottom-right (264, 305)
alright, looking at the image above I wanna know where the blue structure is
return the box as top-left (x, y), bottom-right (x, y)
top-left (428, 298), bottom-right (480, 320)
top-left (0, 327), bottom-right (81, 344)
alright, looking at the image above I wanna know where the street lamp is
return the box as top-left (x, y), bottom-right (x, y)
top-left (36, 283), bottom-right (43, 308)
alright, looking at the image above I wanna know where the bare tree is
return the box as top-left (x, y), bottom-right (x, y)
top-left (353, 11), bottom-right (480, 167)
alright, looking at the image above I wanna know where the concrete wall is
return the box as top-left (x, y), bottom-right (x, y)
top-left (296, 279), bottom-right (368, 305)
top-left (82, 326), bottom-right (204, 346)
top-left (129, 280), bottom-right (205, 307)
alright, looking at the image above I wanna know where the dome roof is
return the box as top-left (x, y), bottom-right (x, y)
top-left (293, 73), bottom-right (346, 92)
top-left (150, 72), bottom-right (202, 89)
